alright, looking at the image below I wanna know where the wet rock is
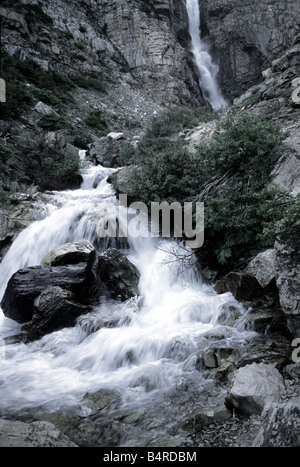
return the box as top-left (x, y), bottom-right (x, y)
top-left (98, 248), bottom-right (139, 301)
top-left (215, 272), bottom-right (263, 301)
top-left (82, 388), bottom-right (121, 414)
top-left (0, 419), bottom-right (77, 447)
top-left (252, 398), bottom-right (300, 447)
top-left (235, 336), bottom-right (291, 370)
top-left (22, 286), bottom-right (92, 341)
top-left (1, 263), bottom-right (97, 323)
top-left (41, 240), bottom-right (96, 268)
top-left (244, 308), bottom-right (289, 336)
top-left (225, 362), bottom-right (285, 416)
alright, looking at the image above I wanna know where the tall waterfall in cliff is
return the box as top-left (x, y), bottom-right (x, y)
top-left (186, 0), bottom-right (228, 110)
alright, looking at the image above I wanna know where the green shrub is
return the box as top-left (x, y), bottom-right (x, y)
top-left (70, 74), bottom-right (106, 93)
top-left (128, 136), bottom-right (204, 206)
top-left (37, 113), bottom-right (69, 131)
top-left (126, 108), bottom-right (290, 269)
top-left (84, 110), bottom-right (108, 131)
top-left (15, 134), bottom-right (80, 191)
top-left (146, 106), bottom-right (216, 138)
top-left (195, 112), bottom-right (289, 267)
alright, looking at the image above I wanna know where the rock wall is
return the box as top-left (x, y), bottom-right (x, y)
top-left (0, 0), bottom-right (205, 112)
top-left (200, 0), bottom-right (300, 100)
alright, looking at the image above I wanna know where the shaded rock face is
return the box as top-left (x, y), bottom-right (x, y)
top-left (275, 225), bottom-right (300, 337)
top-left (1, 263), bottom-right (97, 323)
top-left (0, 0), bottom-right (204, 111)
top-left (98, 248), bottom-right (140, 301)
top-left (253, 398), bottom-right (300, 447)
top-left (200, 0), bottom-right (300, 100)
top-left (22, 286), bottom-right (92, 342)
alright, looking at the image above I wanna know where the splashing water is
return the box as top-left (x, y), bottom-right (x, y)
top-left (0, 157), bottom-right (252, 444)
top-left (186, 0), bottom-right (228, 110)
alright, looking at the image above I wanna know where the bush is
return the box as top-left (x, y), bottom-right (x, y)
top-left (146, 106), bottom-right (216, 138)
top-left (37, 113), bottom-right (69, 131)
top-left (195, 112), bottom-right (289, 267)
top-left (15, 134), bottom-right (80, 191)
top-left (84, 110), bottom-right (108, 131)
top-left (126, 108), bottom-right (290, 269)
top-left (128, 136), bottom-right (204, 206)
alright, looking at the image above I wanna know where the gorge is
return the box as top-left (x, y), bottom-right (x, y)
top-left (0, 0), bottom-right (300, 448)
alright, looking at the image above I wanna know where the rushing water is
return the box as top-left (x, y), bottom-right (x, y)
top-left (0, 156), bottom-right (253, 444)
top-left (185, 0), bottom-right (228, 110)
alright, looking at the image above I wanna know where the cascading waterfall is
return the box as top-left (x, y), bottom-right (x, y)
top-left (185, 0), bottom-right (228, 110)
top-left (0, 155), bottom-right (252, 444)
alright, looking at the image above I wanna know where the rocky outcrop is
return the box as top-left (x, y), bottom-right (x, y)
top-left (253, 398), bottom-right (300, 447)
top-left (0, 0), bottom-right (204, 119)
top-left (275, 225), bottom-right (300, 337)
top-left (0, 419), bottom-right (77, 447)
top-left (200, 0), bottom-right (300, 100)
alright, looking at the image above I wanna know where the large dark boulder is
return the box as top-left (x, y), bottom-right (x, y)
top-left (22, 286), bottom-right (92, 341)
top-left (1, 263), bottom-right (97, 323)
top-left (98, 248), bottom-right (140, 301)
top-left (215, 272), bottom-right (263, 302)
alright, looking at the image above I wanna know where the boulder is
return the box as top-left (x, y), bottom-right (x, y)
top-left (274, 225), bottom-right (300, 337)
top-left (215, 272), bottom-right (263, 301)
top-left (0, 419), bottom-right (77, 447)
top-left (252, 398), bottom-right (300, 447)
top-left (98, 248), bottom-right (139, 301)
top-left (22, 286), bottom-right (92, 341)
top-left (245, 249), bottom-right (276, 288)
top-left (225, 362), bottom-right (285, 416)
top-left (41, 240), bottom-right (96, 267)
top-left (1, 263), bottom-right (97, 323)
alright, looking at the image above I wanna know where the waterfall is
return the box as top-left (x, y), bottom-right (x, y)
top-left (185, 0), bottom-right (228, 110)
top-left (0, 156), bottom-right (252, 443)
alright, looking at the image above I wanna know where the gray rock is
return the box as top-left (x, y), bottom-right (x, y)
top-left (0, 419), bottom-right (77, 447)
top-left (34, 101), bottom-right (55, 116)
top-left (225, 362), bottom-right (286, 416)
top-left (252, 398), bottom-right (300, 447)
top-left (41, 240), bottom-right (96, 267)
top-left (98, 248), bottom-right (139, 301)
top-left (245, 249), bottom-right (276, 288)
top-left (275, 225), bottom-right (300, 337)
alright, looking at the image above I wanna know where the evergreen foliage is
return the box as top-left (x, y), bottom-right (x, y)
top-left (126, 109), bottom-right (296, 269)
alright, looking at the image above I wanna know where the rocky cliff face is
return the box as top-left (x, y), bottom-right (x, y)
top-left (0, 0), bottom-right (204, 121)
top-left (200, 0), bottom-right (300, 100)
